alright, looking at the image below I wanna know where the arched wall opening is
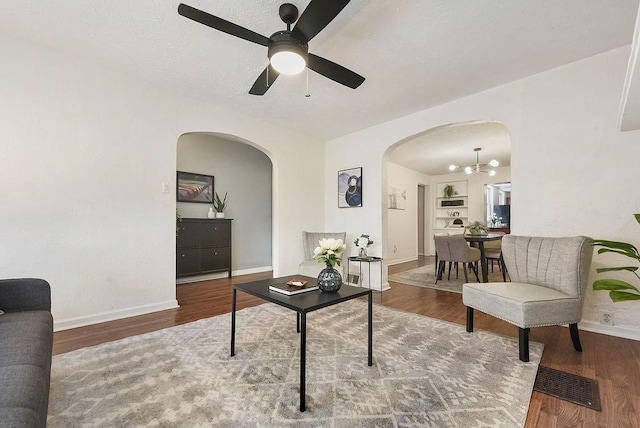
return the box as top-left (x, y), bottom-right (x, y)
top-left (382, 120), bottom-right (512, 268)
top-left (176, 132), bottom-right (275, 281)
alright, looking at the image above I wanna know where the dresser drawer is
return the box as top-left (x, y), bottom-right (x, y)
top-left (177, 248), bottom-right (200, 275)
top-left (176, 221), bottom-right (200, 248)
top-left (200, 221), bottom-right (231, 247)
top-left (200, 246), bottom-right (231, 272)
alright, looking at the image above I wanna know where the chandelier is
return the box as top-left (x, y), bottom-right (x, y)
top-left (448, 147), bottom-right (499, 176)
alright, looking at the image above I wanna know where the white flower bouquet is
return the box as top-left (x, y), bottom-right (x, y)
top-left (354, 234), bottom-right (373, 249)
top-left (314, 238), bottom-right (346, 267)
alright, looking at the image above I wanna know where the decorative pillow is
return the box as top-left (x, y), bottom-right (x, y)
top-left (0, 310), bottom-right (4, 315)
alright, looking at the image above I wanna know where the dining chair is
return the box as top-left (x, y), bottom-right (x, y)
top-left (483, 235), bottom-right (507, 281)
top-left (434, 235), bottom-right (480, 283)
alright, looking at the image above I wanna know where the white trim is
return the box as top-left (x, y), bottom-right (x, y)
top-left (387, 256), bottom-right (418, 266)
top-left (578, 320), bottom-right (640, 341)
top-left (234, 266), bottom-right (273, 276)
top-left (176, 266), bottom-right (273, 285)
top-left (54, 300), bottom-right (179, 332)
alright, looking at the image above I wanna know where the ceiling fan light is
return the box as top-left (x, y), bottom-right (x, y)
top-left (464, 166), bottom-right (473, 174)
top-left (270, 50), bottom-right (306, 75)
top-left (449, 164), bottom-right (457, 171)
top-left (489, 170), bottom-right (496, 176)
top-left (489, 159), bottom-right (499, 167)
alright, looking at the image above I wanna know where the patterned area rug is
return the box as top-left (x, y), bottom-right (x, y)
top-left (49, 300), bottom-right (541, 427)
top-left (389, 263), bottom-right (508, 293)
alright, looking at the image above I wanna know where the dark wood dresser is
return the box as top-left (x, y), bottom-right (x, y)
top-left (176, 218), bottom-right (232, 278)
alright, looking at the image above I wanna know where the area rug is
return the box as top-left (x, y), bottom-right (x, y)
top-left (389, 263), bottom-right (508, 293)
top-left (48, 300), bottom-right (542, 427)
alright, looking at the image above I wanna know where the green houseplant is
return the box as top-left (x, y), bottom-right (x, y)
top-left (213, 191), bottom-right (228, 216)
top-left (443, 184), bottom-right (457, 199)
top-left (465, 220), bottom-right (489, 236)
top-left (592, 214), bottom-right (640, 302)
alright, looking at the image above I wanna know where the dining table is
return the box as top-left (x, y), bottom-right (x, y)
top-left (463, 232), bottom-right (504, 282)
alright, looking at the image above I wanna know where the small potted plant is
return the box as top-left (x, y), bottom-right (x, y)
top-left (465, 220), bottom-right (489, 236)
top-left (213, 191), bottom-right (228, 218)
top-left (443, 184), bottom-right (457, 199)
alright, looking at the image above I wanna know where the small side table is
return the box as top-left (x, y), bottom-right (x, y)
top-left (346, 256), bottom-right (383, 292)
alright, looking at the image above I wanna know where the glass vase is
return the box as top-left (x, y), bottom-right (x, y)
top-left (317, 261), bottom-right (342, 293)
top-left (359, 247), bottom-right (367, 258)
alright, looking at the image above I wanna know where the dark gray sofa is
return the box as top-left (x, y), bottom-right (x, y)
top-left (0, 279), bottom-right (53, 427)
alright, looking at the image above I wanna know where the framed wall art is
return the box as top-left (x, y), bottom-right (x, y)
top-left (338, 167), bottom-right (362, 208)
top-left (388, 186), bottom-right (406, 210)
top-left (176, 171), bottom-right (214, 203)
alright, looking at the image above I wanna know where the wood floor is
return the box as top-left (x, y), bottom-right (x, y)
top-left (53, 256), bottom-right (640, 427)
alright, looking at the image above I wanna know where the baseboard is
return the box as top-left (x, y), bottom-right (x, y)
top-left (54, 299), bottom-right (179, 332)
top-left (578, 320), bottom-right (640, 341)
top-left (234, 266), bottom-right (273, 276)
top-left (176, 266), bottom-right (273, 284)
top-left (387, 256), bottom-right (418, 266)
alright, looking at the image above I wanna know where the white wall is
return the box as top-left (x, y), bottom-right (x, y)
top-left (325, 46), bottom-right (640, 339)
top-left (386, 162), bottom-right (430, 264)
top-left (0, 36), bottom-right (324, 330)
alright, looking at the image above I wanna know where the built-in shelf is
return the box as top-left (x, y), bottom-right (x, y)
top-left (434, 180), bottom-right (469, 230)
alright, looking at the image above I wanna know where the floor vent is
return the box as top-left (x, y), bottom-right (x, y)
top-left (534, 366), bottom-right (601, 411)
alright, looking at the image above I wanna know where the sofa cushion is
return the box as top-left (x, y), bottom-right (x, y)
top-left (0, 312), bottom-right (53, 368)
top-left (0, 407), bottom-right (40, 427)
top-left (0, 365), bottom-right (48, 411)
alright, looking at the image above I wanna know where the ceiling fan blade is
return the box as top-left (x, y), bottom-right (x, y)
top-left (307, 53), bottom-right (364, 89)
top-left (291, 0), bottom-right (351, 43)
top-left (178, 3), bottom-right (270, 46)
top-left (249, 65), bottom-right (280, 95)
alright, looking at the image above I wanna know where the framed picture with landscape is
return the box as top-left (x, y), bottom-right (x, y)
top-left (176, 171), bottom-right (214, 203)
top-left (338, 167), bottom-right (362, 208)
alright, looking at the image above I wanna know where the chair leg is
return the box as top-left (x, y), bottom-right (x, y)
top-left (500, 253), bottom-right (507, 282)
top-left (462, 263), bottom-right (469, 282)
top-left (447, 262), bottom-right (452, 280)
top-left (436, 261), bottom-right (446, 283)
top-left (435, 253), bottom-right (438, 276)
top-left (569, 323), bottom-right (583, 352)
top-left (519, 328), bottom-right (530, 362)
top-left (471, 263), bottom-right (480, 282)
top-left (455, 262), bottom-right (459, 279)
top-left (466, 307), bottom-right (474, 332)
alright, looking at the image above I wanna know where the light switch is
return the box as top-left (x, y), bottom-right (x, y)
top-left (161, 182), bottom-right (170, 193)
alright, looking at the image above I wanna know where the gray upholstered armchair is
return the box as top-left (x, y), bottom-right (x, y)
top-left (463, 235), bottom-right (593, 362)
top-left (298, 231), bottom-right (347, 278)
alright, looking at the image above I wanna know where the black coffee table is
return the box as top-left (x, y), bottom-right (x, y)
top-left (231, 275), bottom-right (373, 412)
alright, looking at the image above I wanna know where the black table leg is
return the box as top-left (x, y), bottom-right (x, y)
top-left (230, 288), bottom-right (236, 357)
top-left (368, 290), bottom-right (373, 366)
top-left (478, 242), bottom-right (489, 282)
top-left (297, 313), bottom-right (300, 333)
top-left (300, 311), bottom-right (306, 412)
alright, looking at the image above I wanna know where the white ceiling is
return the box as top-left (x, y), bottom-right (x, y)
top-left (0, 0), bottom-right (637, 143)
top-left (388, 121), bottom-right (511, 176)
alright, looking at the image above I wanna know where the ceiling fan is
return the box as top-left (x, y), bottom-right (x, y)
top-left (177, 1), bottom-right (365, 95)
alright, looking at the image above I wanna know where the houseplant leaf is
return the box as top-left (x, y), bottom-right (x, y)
top-left (609, 290), bottom-right (640, 302)
top-left (593, 279), bottom-right (640, 292)
top-left (596, 266), bottom-right (638, 274)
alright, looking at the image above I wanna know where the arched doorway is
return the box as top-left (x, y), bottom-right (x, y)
top-left (176, 132), bottom-right (274, 283)
top-left (383, 120), bottom-right (512, 266)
